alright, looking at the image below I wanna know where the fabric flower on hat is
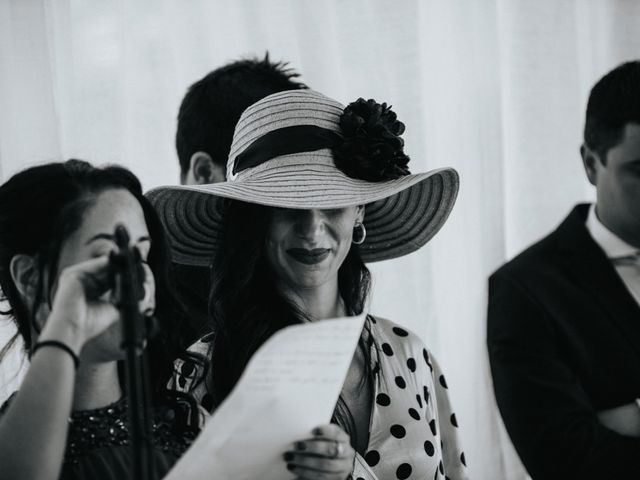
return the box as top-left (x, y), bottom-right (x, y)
top-left (333, 98), bottom-right (411, 181)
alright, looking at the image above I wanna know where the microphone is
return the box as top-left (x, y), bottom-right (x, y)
top-left (109, 225), bottom-right (145, 302)
top-left (108, 224), bottom-right (159, 343)
top-left (109, 224), bottom-right (154, 480)
top-left (109, 224), bottom-right (147, 354)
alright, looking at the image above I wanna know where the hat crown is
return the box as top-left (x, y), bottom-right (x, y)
top-left (226, 90), bottom-right (345, 182)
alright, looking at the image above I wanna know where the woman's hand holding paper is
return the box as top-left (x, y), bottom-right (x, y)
top-left (284, 424), bottom-right (355, 480)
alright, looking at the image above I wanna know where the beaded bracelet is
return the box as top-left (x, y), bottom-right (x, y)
top-left (32, 340), bottom-right (80, 369)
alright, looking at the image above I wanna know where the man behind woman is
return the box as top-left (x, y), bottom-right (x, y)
top-left (172, 54), bottom-right (308, 339)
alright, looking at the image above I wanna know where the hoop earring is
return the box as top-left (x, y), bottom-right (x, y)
top-left (352, 222), bottom-right (366, 245)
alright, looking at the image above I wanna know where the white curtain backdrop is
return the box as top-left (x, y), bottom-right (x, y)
top-left (1, 1), bottom-right (639, 478)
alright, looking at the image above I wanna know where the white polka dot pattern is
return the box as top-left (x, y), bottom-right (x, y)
top-left (352, 317), bottom-right (468, 480)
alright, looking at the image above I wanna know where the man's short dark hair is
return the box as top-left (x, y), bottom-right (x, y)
top-left (584, 60), bottom-right (640, 162)
top-left (176, 53), bottom-right (307, 176)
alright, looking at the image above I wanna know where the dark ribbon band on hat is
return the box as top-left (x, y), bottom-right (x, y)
top-left (233, 125), bottom-right (342, 175)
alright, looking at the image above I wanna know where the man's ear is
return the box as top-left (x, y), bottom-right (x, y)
top-left (580, 143), bottom-right (602, 187)
top-left (356, 205), bottom-right (365, 223)
top-left (188, 152), bottom-right (226, 185)
top-left (9, 254), bottom-right (38, 298)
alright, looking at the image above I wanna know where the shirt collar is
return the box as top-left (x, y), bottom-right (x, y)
top-left (586, 204), bottom-right (638, 259)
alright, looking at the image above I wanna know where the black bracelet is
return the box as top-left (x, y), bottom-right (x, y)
top-left (32, 341), bottom-right (80, 369)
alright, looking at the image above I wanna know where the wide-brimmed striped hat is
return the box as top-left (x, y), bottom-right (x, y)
top-left (147, 90), bottom-right (459, 266)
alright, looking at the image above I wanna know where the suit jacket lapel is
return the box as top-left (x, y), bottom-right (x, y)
top-left (557, 204), bottom-right (640, 355)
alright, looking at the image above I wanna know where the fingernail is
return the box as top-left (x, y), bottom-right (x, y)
top-left (295, 441), bottom-right (306, 450)
top-left (283, 452), bottom-right (294, 461)
top-left (312, 427), bottom-right (323, 435)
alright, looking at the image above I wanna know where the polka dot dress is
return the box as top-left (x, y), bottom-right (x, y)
top-left (351, 316), bottom-right (468, 480)
top-left (172, 317), bottom-right (468, 480)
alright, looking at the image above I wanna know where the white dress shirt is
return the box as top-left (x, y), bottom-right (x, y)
top-left (586, 204), bottom-right (640, 307)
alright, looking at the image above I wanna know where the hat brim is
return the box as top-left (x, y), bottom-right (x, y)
top-left (147, 163), bottom-right (458, 266)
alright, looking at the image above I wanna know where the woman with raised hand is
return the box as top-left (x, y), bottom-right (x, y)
top-left (0, 160), bottom-right (202, 480)
top-left (150, 90), bottom-right (468, 480)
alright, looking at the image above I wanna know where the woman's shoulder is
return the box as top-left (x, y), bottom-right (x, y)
top-left (367, 314), bottom-right (437, 365)
top-left (368, 315), bottom-right (425, 346)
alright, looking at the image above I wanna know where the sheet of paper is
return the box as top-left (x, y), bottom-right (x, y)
top-left (165, 314), bottom-right (365, 480)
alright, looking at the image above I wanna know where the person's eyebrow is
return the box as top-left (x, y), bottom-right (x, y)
top-left (85, 233), bottom-right (151, 245)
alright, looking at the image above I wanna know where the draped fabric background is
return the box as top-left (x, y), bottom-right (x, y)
top-left (1, 1), bottom-right (639, 478)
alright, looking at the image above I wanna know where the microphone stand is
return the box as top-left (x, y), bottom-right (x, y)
top-left (111, 225), bottom-right (153, 480)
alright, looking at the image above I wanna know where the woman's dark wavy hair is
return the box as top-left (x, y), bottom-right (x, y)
top-left (209, 199), bottom-right (372, 446)
top-left (0, 159), bottom-right (199, 398)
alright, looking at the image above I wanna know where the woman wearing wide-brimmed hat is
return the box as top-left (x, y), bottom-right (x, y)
top-left (149, 90), bottom-right (468, 480)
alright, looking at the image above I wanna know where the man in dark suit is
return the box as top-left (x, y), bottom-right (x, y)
top-left (488, 61), bottom-right (640, 479)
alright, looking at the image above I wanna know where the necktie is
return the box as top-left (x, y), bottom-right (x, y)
top-left (612, 252), bottom-right (640, 306)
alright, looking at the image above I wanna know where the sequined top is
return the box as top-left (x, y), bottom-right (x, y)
top-left (0, 391), bottom-right (202, 480)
